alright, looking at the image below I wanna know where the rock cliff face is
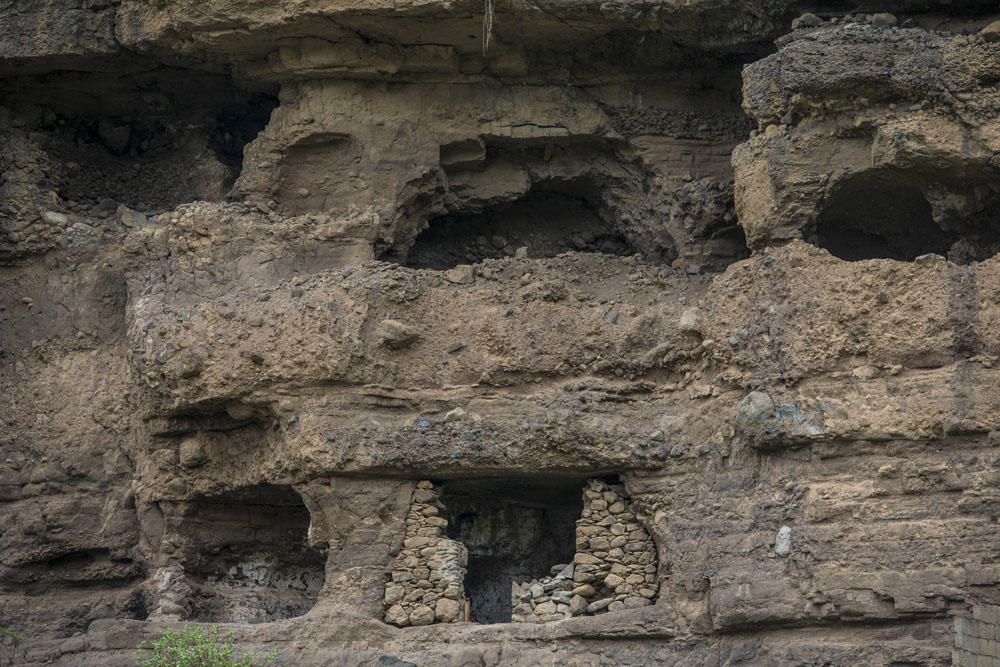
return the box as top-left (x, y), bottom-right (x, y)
top-left (2, 1), bottom-right (1000, 665)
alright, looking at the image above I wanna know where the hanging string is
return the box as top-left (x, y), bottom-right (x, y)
top-left (483, 0), bottom-right (495, 55)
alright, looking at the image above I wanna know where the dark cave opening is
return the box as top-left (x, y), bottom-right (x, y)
top-left (178, 484), bottom-right (326, 623)
top-left (812, 172), bottom-right (1000, 263)
top-left (209, 92), bottom-right (278, 173)
top-left (0, 70), bottom-right (276, 216)
top-left (813, 175), bottom-right (955, 262)
top-left (438, 478), bottom-right (583, 624)
top-left (402, 185), bottom-right (634, 270)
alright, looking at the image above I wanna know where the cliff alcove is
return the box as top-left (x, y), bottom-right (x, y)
top-left (385, 478), bottom-right (659, 626)
top-left (174, 484), bottom-right (325, 623)
top-left (380, 136), bottom-right (665, 267)
top-left (812, 174), bottom-right (954, 262)
top-left (0, 69), bottom-right (276, 226)
top-left (404, 186), bottom-right (634, 270)
top-left (440, 477), bottom-right (583, 623)
top-left (811, 170), bottom-right (1000, 264)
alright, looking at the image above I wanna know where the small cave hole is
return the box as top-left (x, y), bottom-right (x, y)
top-left (209, 91), bottom-right (278, 176)
top-left (399, 186), bottom-right (634, 270)
top-left (1, 71), bottom-right (277, 218)
top-left (439, 478), bottom-right (582, 624)
top-left (812, 175), bottom-right (955, 261)
top-left (179, 484), bottom-right (325, 623)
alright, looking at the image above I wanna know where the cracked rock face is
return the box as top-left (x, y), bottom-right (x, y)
top-left (3, 1), bottom-right (1000, 666)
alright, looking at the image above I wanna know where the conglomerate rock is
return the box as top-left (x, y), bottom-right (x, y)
top-left (2, 1), bottom-right (1000, 666)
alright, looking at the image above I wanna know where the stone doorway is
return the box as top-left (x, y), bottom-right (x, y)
top-left (383, 477), bottom-right (659, 626)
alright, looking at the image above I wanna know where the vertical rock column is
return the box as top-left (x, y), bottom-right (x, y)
top-left (570, 479), bottom-right (658, 615)
top-left (295, 478), bottom-right (416, 618)
top-left (509, 478), bottom-right (659, 623)
top-left (384, 481), bottom-right (468, 626)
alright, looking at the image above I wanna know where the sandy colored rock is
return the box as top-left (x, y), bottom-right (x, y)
top-left (2, 1), bottom-right (999, 665)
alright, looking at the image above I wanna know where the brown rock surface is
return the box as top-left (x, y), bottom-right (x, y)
top-left (2, 1), bottom-right (1000, 665)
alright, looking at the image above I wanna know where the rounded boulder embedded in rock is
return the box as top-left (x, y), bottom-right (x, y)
top-left (408, 604), bottom-right (435, 626)
top-left (982, 20), bottom-right (1000, 42)
top-left (385, 604), bottom-right (409, 626)
top-left (379, 319), bottom-right (421, 349)
top-left (791, 12), bottom-right (822, 29)
top-left (178, 437), bottom-right (207, 468)
top-left (775, 525), bottom-right (792, 555)
top-left (434, 597), bottom-right (462, 622)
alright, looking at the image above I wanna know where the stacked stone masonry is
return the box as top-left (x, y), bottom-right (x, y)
top-left (512, 479), bottom-right (658, 622)
top-left (954, 604), bottom-right (1000, 667)
top-left (386, 478), bottom-right (658, 626)
top-left (383, 481), bottom-right (468, 627)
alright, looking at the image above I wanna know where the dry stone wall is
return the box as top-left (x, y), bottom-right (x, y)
top-left (510, 562), bottom-right (577, 622)
top-left (512, 479), bottom-right (658, 622)
top-left (954, 604), bottom-right (1000, 667)
top-left (384, 481), bottom-right (468, 626)
top-left (386, 479), bottom-right (657, 625)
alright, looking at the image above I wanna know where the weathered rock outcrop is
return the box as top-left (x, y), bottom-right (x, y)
top-left (3, 1), bottom-right (1000, 666)
top-left (735, 21), bottom-right (1000, 261)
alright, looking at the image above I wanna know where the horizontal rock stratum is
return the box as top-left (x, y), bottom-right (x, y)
top-left (2, 1), bottom-right (1000, 665)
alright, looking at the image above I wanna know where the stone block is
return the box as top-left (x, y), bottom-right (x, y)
top-left (408, 604), bottom-right (435, 626)
top-left (586, 598), bottom-right (613, 613)
top-left (570, 594), bottom-right (588, 615)
top-left (534, 600), bottom-right (557, 615)
top-left (384, 584), bottom-right (404, 605)
top-left (435, 597), bottom-right (462, 622)
top-left (624, 596), bottom-right (651, 608)
top-left (385, 604), bottom-right (409, 626)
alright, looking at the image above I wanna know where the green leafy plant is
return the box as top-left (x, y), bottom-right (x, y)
top-left (0, 627), bottom-right (29, 667)
top-left (139, 626), bottom-right (277, 667)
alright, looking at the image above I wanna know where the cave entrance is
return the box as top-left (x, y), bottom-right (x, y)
top-left (179, 484), bottom-right (325, 623)
top-left (0, 69), bottom-right (276, 218)
top-left (438, 477), bottom-right (583, 624)
top-left (813, 174), bottom-right (955, 261)
top-left (403, 184), bottom-right (633, 270)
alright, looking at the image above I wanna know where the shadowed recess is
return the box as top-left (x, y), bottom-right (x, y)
top-left (438, 477), bottom-right (583, 624)
top-left (405, 185), bottom-right (634, 270)
top-left (814, 175), bottom-right (954, 261)
top-left (178, 484), bottom-right (326, 623)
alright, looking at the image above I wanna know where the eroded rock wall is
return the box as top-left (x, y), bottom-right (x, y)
top-left (2, 1), bottom-right (1000, 666)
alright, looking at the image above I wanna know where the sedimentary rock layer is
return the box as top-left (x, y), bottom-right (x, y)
top-left (2, 1), bottom-right (1000, 666)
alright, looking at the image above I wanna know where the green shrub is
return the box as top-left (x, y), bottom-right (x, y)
top-left (140, 626), bottom-right (277, 667)
top-left (0, 627), bottom-right (29, 667)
